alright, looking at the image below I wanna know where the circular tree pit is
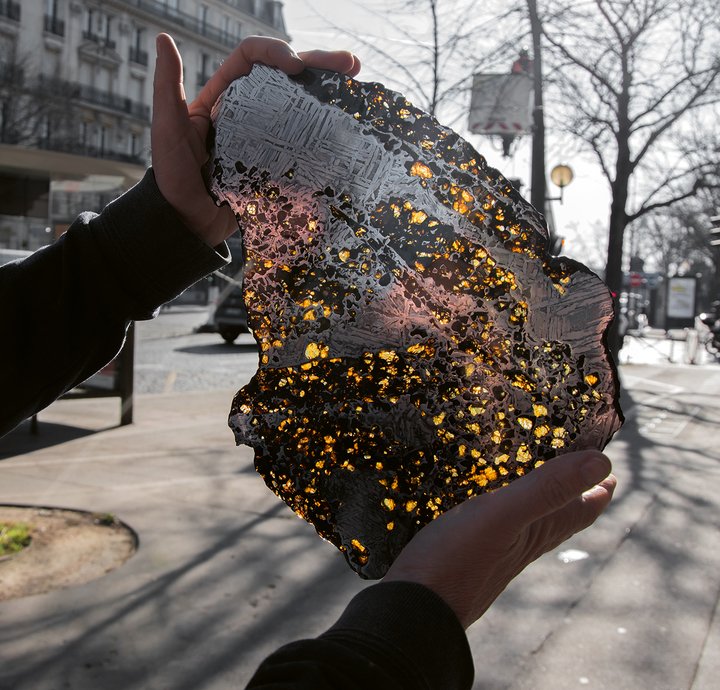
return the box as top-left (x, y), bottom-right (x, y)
top-left (0, 505), bottom-right (136, 601)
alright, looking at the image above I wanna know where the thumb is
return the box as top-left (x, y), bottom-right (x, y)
top-left (152, 34), bottom-right (186, 128)
top-left (503, 451), bottom-right (612, 527)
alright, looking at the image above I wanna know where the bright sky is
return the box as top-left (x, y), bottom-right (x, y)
top-left (282, 0), bottom-right (613, 269)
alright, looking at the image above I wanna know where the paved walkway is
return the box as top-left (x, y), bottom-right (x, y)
top-left (0, 352), bottom-right (718, 689)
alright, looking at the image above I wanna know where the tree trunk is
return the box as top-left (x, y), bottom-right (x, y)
top-left (603, 48), bottom-right (633, 363)
top-left (604, 180), bottom-right (629, 362)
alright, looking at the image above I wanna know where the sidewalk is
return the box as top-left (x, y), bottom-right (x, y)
top-left (1, 364), bottom-right (719, 689)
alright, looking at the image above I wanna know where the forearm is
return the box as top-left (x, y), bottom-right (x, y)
top-left (246, 582), bottom-right (474, 690)
top-left (0, 169), bottom-right (229, 437)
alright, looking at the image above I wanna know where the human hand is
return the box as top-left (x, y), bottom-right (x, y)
top-left (151, 33), bottom-right (361, 248)
top-left (384, 450), bottom-right (616, 629)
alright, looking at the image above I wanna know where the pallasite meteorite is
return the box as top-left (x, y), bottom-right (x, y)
top-left (205, 65), bottom-right (623, 579)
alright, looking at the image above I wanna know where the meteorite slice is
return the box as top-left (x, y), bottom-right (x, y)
top-left (206, 65), bottom-right (623, 579)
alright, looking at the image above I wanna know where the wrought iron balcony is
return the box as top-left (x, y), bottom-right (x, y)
top-left (114, 0), bottom-right (242, 49)
top-left (0, 0), bottom-right (20, 22)
top-left (76, 83), bottom-right (149, 120)
top-left (44, 14), bottom-right (65, 37)
top-left (38, 138), bottom-right (146, 165)
top-left (82, 31), bottom-right (117, 51)
top-left (37, 75), bottom-right (150, 121)
top-left (129, 46), bottom-right (149, 66)
top-left (0, 60), bottom-right (24, 85)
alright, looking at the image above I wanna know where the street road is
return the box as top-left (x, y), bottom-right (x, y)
top-left (134, 306), bottom-right (259, 395)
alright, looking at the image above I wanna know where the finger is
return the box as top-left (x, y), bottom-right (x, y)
top-left (194, 36), bottom-right (303, 116)
top-left (299, 49), bottom-right (362, 77)
top-left (495, 450), bottom-right (613, 528)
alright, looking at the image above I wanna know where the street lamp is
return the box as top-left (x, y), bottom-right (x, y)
top-left (549, 164), bottom-right (574, 203)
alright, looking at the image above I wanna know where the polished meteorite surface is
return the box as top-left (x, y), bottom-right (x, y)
top-left (206, 65), bottom-right (623, 578)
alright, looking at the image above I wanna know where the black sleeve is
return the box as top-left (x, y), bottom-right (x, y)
top-left (246, 581), bottom-right (474, 690)
top-left (0, 169), bottom-right (229, 437)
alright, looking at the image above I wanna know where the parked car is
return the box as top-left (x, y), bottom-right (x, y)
top-left (212, 234), bottom-right (250, 343)
top-left (214, 284), bottom-right (250, 343)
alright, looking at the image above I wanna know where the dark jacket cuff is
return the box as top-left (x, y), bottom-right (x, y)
top-left (88, 168), bottom-right (230, 317)
top-left (321, 581), bottom-right (474, 690)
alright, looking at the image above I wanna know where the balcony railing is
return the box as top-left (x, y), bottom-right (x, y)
top-left (82, 31), bottom-right (117, 51)
top-left (38, 138), bottom-right (146, 165)
top-left (220, 0), bottom-right (283, 30)
top-left (0, 0), bottom-right (20, 22)
top-left (129, 46), bottom-right (149, 66)
top-left (76, 83), bottom-right (149, 120)
top-left (115, 1), bottom-right (241, 49)
top-left (44, 15), bottom-right (65, 37)
top-left (0, 60), bottom-right (24, 85)
top-left (37, 75), bottom-right (150, 121)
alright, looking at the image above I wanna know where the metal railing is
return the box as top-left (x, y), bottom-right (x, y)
top-left (37, 75), bottom-right (150, 121)
top-left (82, 31), bottom-right (117, 51)
top-left (37, 138), bottom-right (146, 165)
top-left (44, 14), bottom-right (65, 37)
top-left (114, 0), bottom-right (241, 48)
top-left (220, 0), bottom-right (280, 28)
top-left (0, 60), bottom-right (24, 85)
top-left (129, 46), bottom-right (149, 66)
top-left (76, 83), bottom-right (149, 119)
top-left (0, 0), bottom-right (20, 22)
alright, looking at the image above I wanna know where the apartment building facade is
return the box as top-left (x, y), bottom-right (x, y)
top-left (0, 0), bottom-right (288, 249)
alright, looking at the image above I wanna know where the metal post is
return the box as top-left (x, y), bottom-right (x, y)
top-left (527, 0), bottom-right (546, 218)
top-left (119, 321), bottom-right (135, 425)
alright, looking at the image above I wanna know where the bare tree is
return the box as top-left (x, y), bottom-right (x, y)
top-left (539, 0), bottom-right (720, 350)
top-left (319, 0), bottom-right (527, 127)
top-left (0, 44), bottom-right (75, 148)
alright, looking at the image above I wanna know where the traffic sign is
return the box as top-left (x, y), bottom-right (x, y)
top-left (629, 272), bottom-right (644, 288)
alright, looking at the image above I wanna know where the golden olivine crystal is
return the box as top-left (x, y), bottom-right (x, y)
top-left (206, 65), bottom-right (623, 579)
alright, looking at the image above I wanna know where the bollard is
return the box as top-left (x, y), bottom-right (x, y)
top-left (685, 328), bottom-right (699, 365)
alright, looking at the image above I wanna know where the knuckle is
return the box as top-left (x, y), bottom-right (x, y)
top-left (541, 470), bottom-right (573, 512)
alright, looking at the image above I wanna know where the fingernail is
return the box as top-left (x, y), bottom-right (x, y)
top-left (580, 452), bottom-right (610, 486)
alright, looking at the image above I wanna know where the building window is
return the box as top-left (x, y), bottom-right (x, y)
top-left (198, 52), bottom-right (210, 86)
top-left (44, 0), bottom-right (65, 36)
top-left (130, 75), bottom-right (144, 103)
top-left (130, 26), bottom-right (148, 65)
top-left (197, 3), bottom-right (208, 27)
top-left (98, 125), bottom-right (108, 155)
top-left (84, 8), bottom-right (115, 48)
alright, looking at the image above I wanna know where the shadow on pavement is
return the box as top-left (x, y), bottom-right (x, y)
top-left (0, 500), bottom-right (362, 690)
top-left (176, 342), bottom-right (258, 355)
top-left (0, 420), bottom-right (108, 460)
